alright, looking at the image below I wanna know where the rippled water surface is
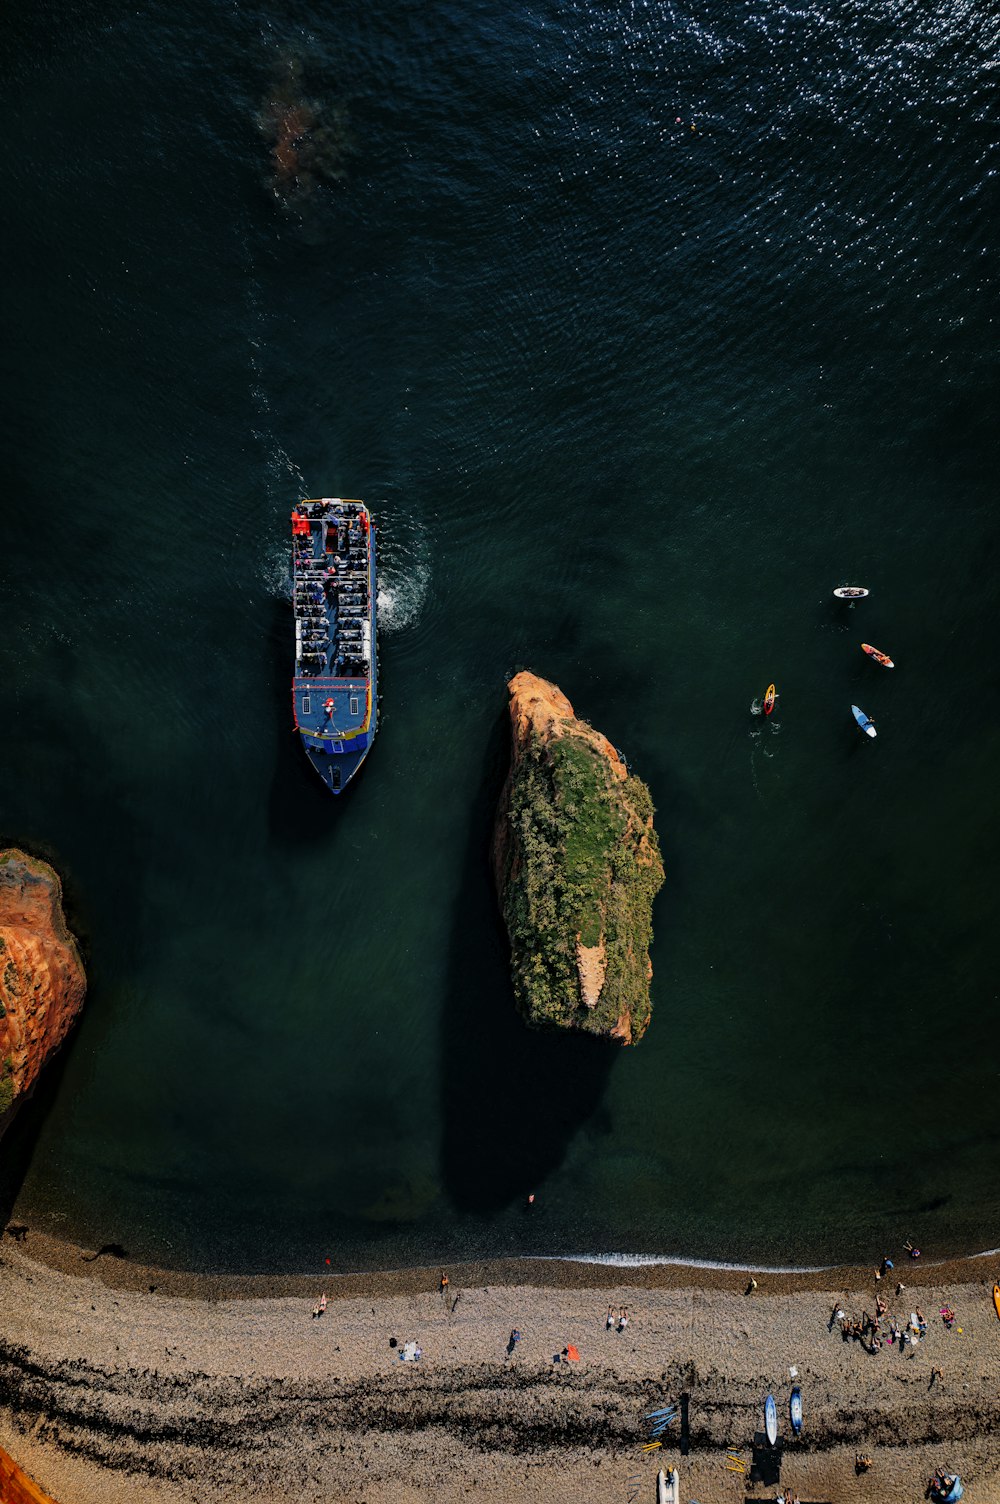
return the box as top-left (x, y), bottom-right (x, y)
top-left (1, 0), bottom-right (997, 1271)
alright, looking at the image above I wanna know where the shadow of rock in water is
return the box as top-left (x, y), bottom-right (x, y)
top-left (439, 707), bottom-right (616, 1216)
top-left (0, 1036), bottom-right (75, 1231)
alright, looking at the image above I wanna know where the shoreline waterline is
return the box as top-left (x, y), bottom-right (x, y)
top-left (8, 1224), bottom-right (999, 1303)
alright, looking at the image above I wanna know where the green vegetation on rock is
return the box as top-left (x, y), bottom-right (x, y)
top-left (0, 1059), bottom-right (14, 1115)
top-left (497, 729), bottom-right (664, 1042)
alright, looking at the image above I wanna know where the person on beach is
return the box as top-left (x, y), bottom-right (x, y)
top-left (940, 1304), bottom-right (956, 1328)
top-left (905, 1240), bottom-right (921, 1259)
top-left (829, 1303), bottom-right (846, 1331)
top-left (875, 1294), bottom-right (887, 1318)
top-left (617, 1306), bottom-right (629, 1331)
top-left (606, 1305), bottom-right (615, 1330)
top-left (916, 1308), bottom-right (928, 1337)
top-left (312, 1294), bottom-right (327, 1319)
top-left (439, 1273), bottom-right (450, 1296)
top-left (506, 1329), bottom-right (521, 1359)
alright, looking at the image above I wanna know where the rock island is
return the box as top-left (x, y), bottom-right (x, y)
top-left (492, 672), bottom-right (664, 1044)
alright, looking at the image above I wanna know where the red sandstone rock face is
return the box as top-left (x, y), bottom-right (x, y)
top-left (492, 671), bottom-right (628, 896)
top-left (506, 671), bottom-right (628, 784)
top-left (0, 851), bottom-right (86, 1125)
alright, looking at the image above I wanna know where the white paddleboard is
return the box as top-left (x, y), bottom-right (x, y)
top-left (765, 1393), bottom-right (778, 1446)
top-left (657, 1467), bottom-right (678, 1504)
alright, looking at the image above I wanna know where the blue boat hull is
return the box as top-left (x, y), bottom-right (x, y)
top-left (304, 721), bottom-right (377, 794)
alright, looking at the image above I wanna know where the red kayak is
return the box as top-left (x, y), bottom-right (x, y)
top-left (763, 683), bottom-right (776, 716)
top-left (862, 643), bottom-right (894, 669)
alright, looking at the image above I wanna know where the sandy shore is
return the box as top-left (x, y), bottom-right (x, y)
top-left (2, 1230), bottom-right (1000, 1503)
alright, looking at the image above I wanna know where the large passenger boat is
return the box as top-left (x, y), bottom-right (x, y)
top-left (291, 498), bottom-right (377, 794)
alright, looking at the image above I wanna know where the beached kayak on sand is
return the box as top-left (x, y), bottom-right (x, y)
top-left (993, 1283), bottom-right (1000, 1321)
top-left (657, 1466), bottom-right (678, 1504)
top-left (862, 643), bottom-right (894, 668)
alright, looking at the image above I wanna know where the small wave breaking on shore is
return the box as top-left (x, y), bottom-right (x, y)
top-left (541, 1252), bottom-right (835, 1273)
top-left (539, 1246), bottom-right (1000, 1274)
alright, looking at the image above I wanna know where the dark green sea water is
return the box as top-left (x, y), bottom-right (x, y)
top-left (1, 0), bottom-right (998, 1274)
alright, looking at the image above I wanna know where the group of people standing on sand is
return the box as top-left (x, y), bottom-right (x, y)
top-left (829, 1242), bottom-right (946, 1358)
top-left (832, 1297), bottom-right (928, 1354)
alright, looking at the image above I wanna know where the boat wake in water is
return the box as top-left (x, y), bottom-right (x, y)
top-left (377, 556), bottom-right (431, 633)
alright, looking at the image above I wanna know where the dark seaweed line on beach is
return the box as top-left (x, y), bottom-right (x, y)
top-left (2, 1343), bottom-right (998, 1490)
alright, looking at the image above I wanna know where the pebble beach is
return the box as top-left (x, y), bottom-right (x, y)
top-left (2, 1232), bottom-right (999, 1503)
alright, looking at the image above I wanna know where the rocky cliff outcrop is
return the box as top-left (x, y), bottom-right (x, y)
top-left (492, 673), bottom-right (664, 1044)
top-left (0, 851), bottom-right (86, 1127)
top-left (0, 1445), bottom-right (61, 1504)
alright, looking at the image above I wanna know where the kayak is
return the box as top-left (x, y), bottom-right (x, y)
top-left (993, 1283), bottom-right (1000, 1321)
top-left (852, 704), bottom-right (877, 738)
top-left (862, 643), bottom-right (894, 668)
top-left (657, 1467), bottom-right (678, 1504)
top-left (763, 683), bottom-right (776, 716)
top-left (764, 1393), bottom-right (778, 1446)
top-left (789, 1385), bottom-right (803, 1434)
top-left (834, 586), bottom-right (869, 599)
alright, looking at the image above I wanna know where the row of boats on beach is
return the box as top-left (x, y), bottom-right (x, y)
top-left (654, 1386), bottom-right (802, 1501)
top-left (759, 585), bottom-right (894, 741)
top-left (657, 1381), bottom-right (963, 1501)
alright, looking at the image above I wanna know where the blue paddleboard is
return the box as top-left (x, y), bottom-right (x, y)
top-left (851, 704), bottom-right (877, 738)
